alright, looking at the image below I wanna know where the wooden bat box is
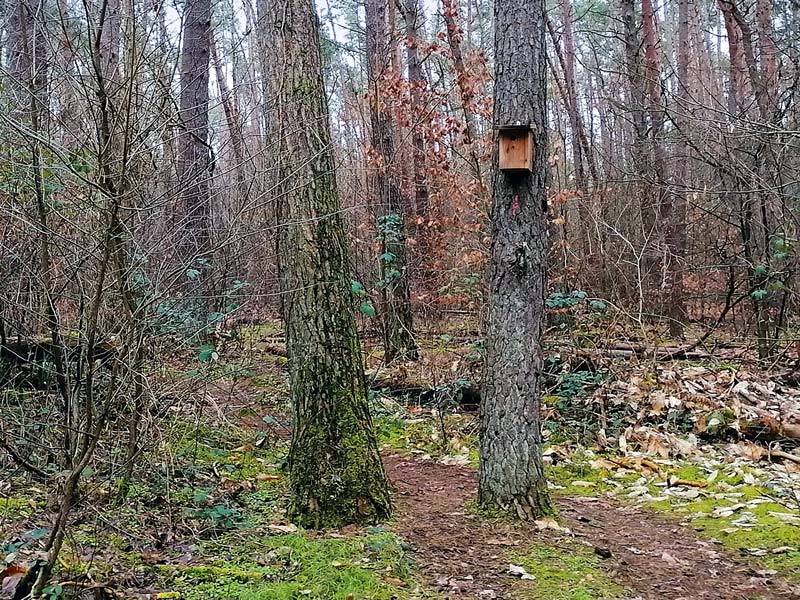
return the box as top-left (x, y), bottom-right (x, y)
top-left (498, 126), bottom-right (533, 173)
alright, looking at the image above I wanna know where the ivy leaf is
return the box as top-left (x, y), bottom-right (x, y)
top-left (753, 265), bottom-right (768, 277)
top-left (359, 301), bottom-right (376, 317)
top-left (198, 344), bottom-right (218, 362)
top-left (379, 252), bottom-right (396, 262)
top-left (589, 300), bottom-right (608, 311)
top-left (350, 280), bottom-right (366, 297)
top-left (27, 527), bottom-right (49, 540)
top-left (193, 488), bottom-right (211, 502)
top-left (751, 289), bottom-right (768, 301)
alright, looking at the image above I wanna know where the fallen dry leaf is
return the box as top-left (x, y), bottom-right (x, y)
top-left (534, 517), bottom-right (570, 533)
top-left (267, 523), bottom-right (298, 533)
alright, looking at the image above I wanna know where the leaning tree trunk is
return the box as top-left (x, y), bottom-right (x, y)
top-left (478, 0), bottom-right (553, 519)
top-left (210, 29), bottom-right (247, 207)
top-left (365, 0), bottom-right (417, 364)
top-left (263, 0), bottom-right (391, 528)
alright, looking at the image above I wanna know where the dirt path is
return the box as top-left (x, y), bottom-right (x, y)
top-left (385, 455), bottom-right (797, 600)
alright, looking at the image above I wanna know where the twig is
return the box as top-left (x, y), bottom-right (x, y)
top-left (768, 449), bottom-right (800, 465)
top-left (0, 432), bottom-right (50, 479)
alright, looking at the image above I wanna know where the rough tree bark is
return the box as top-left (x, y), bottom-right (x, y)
top-left (478, 0), bottom-right (553, 519)
top-left (365, 0), bottom-right (417, 363)
top-left (620, 0), bottom-right (655, 250)
top-left (666, 0), bottom-right (691, 336)
top-left (399, 0), bottom-right (429, 217)
top-left (755, 0), bottom-right (778, 114)
top-left (717, 0), bottom-right (782, 358)
top-left (177, 0), bottom-right (212, 309)
top-left (263, 0), bottom-right (392, 528)
top-left (642, 0), bottom-right (681, 328)
top-left (718, 0), bottom-right (750, 114)
top-left (549, 0), bottom-right (596, 194)
top-left (546, 6), bottom-right (601, 282)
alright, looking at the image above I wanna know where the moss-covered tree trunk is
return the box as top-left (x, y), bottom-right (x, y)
top-left (478, 0), bottom-right (553, 519)
top-left (263, 0), bottom-right (391, 528)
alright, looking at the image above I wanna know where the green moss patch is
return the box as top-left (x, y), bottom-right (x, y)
top-left (511, 542), bottom-right (627, 599)
top-left (544, 450), bottom-right (800, 583)
top-left (375, 415), bottom-right (475, 466)
top-left (0, 496), bottom-right (36, 520)
top-left (547, 461), bottom-right (614, 497)
top-left (152, 530), bottom-right (436, 600)
top-left (648, 487), bottom-right (800, 581)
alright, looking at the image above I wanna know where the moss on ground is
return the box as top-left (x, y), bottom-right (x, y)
top-left (547, 461), bottom-right (615, 497)
top-left (7, 413), bottom-right (439, 600)
top-left (692, 503), bottom-right (800, 578)
top-left (0, 496), bottom-right (36, 520)
top-left (646, 479), bottom-right (800, 581)
top-left (548, 451), bottom-right (800, 583)
top-left (238, 321), bottom-right (283, 343)
top-left (511, 542), bottom-right (627, 599)
top-left (152, 530), bottom-right (437, 600)
top-left (165, 418), bottom-right (284, 484)
top-left (375, 415), bottom-right (475, 464)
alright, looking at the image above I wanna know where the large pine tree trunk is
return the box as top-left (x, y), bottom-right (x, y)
top-left (365, 0), bottom-right (417, 364)
top-left (478, 0), bottom-right (552, 520)
top-left (177, 0), bottom-right (212, 309)
top-left (263, 0), bottom-right (391, 528)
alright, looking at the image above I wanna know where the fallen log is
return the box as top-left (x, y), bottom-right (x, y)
top-left (598, 342), bottom-right (714, 361)
top-left (0, 335), bottom-right (118, 365)
top-left (572, 345), bottom-right (714, 362)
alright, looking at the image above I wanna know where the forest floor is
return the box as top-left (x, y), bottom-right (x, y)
top-left (386, 455), bottom-right (798, 599)
top-left (2, 318), bottom-right (800, 599)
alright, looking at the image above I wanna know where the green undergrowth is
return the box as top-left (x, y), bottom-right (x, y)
top-left (375, 414), bottom-right (477, 466)
top-left (166, 418), bottom-right (283, 482)
top-left (36, 414), bottom-right (439, 599)
top-left (511, 542), bottom-right (627, 599)
top-left (150, 530), bottom-right (436, 600)
top-left (0, 496), bottom-right (38, 539)
top-left (0, 496), bottom-right (37, 520)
